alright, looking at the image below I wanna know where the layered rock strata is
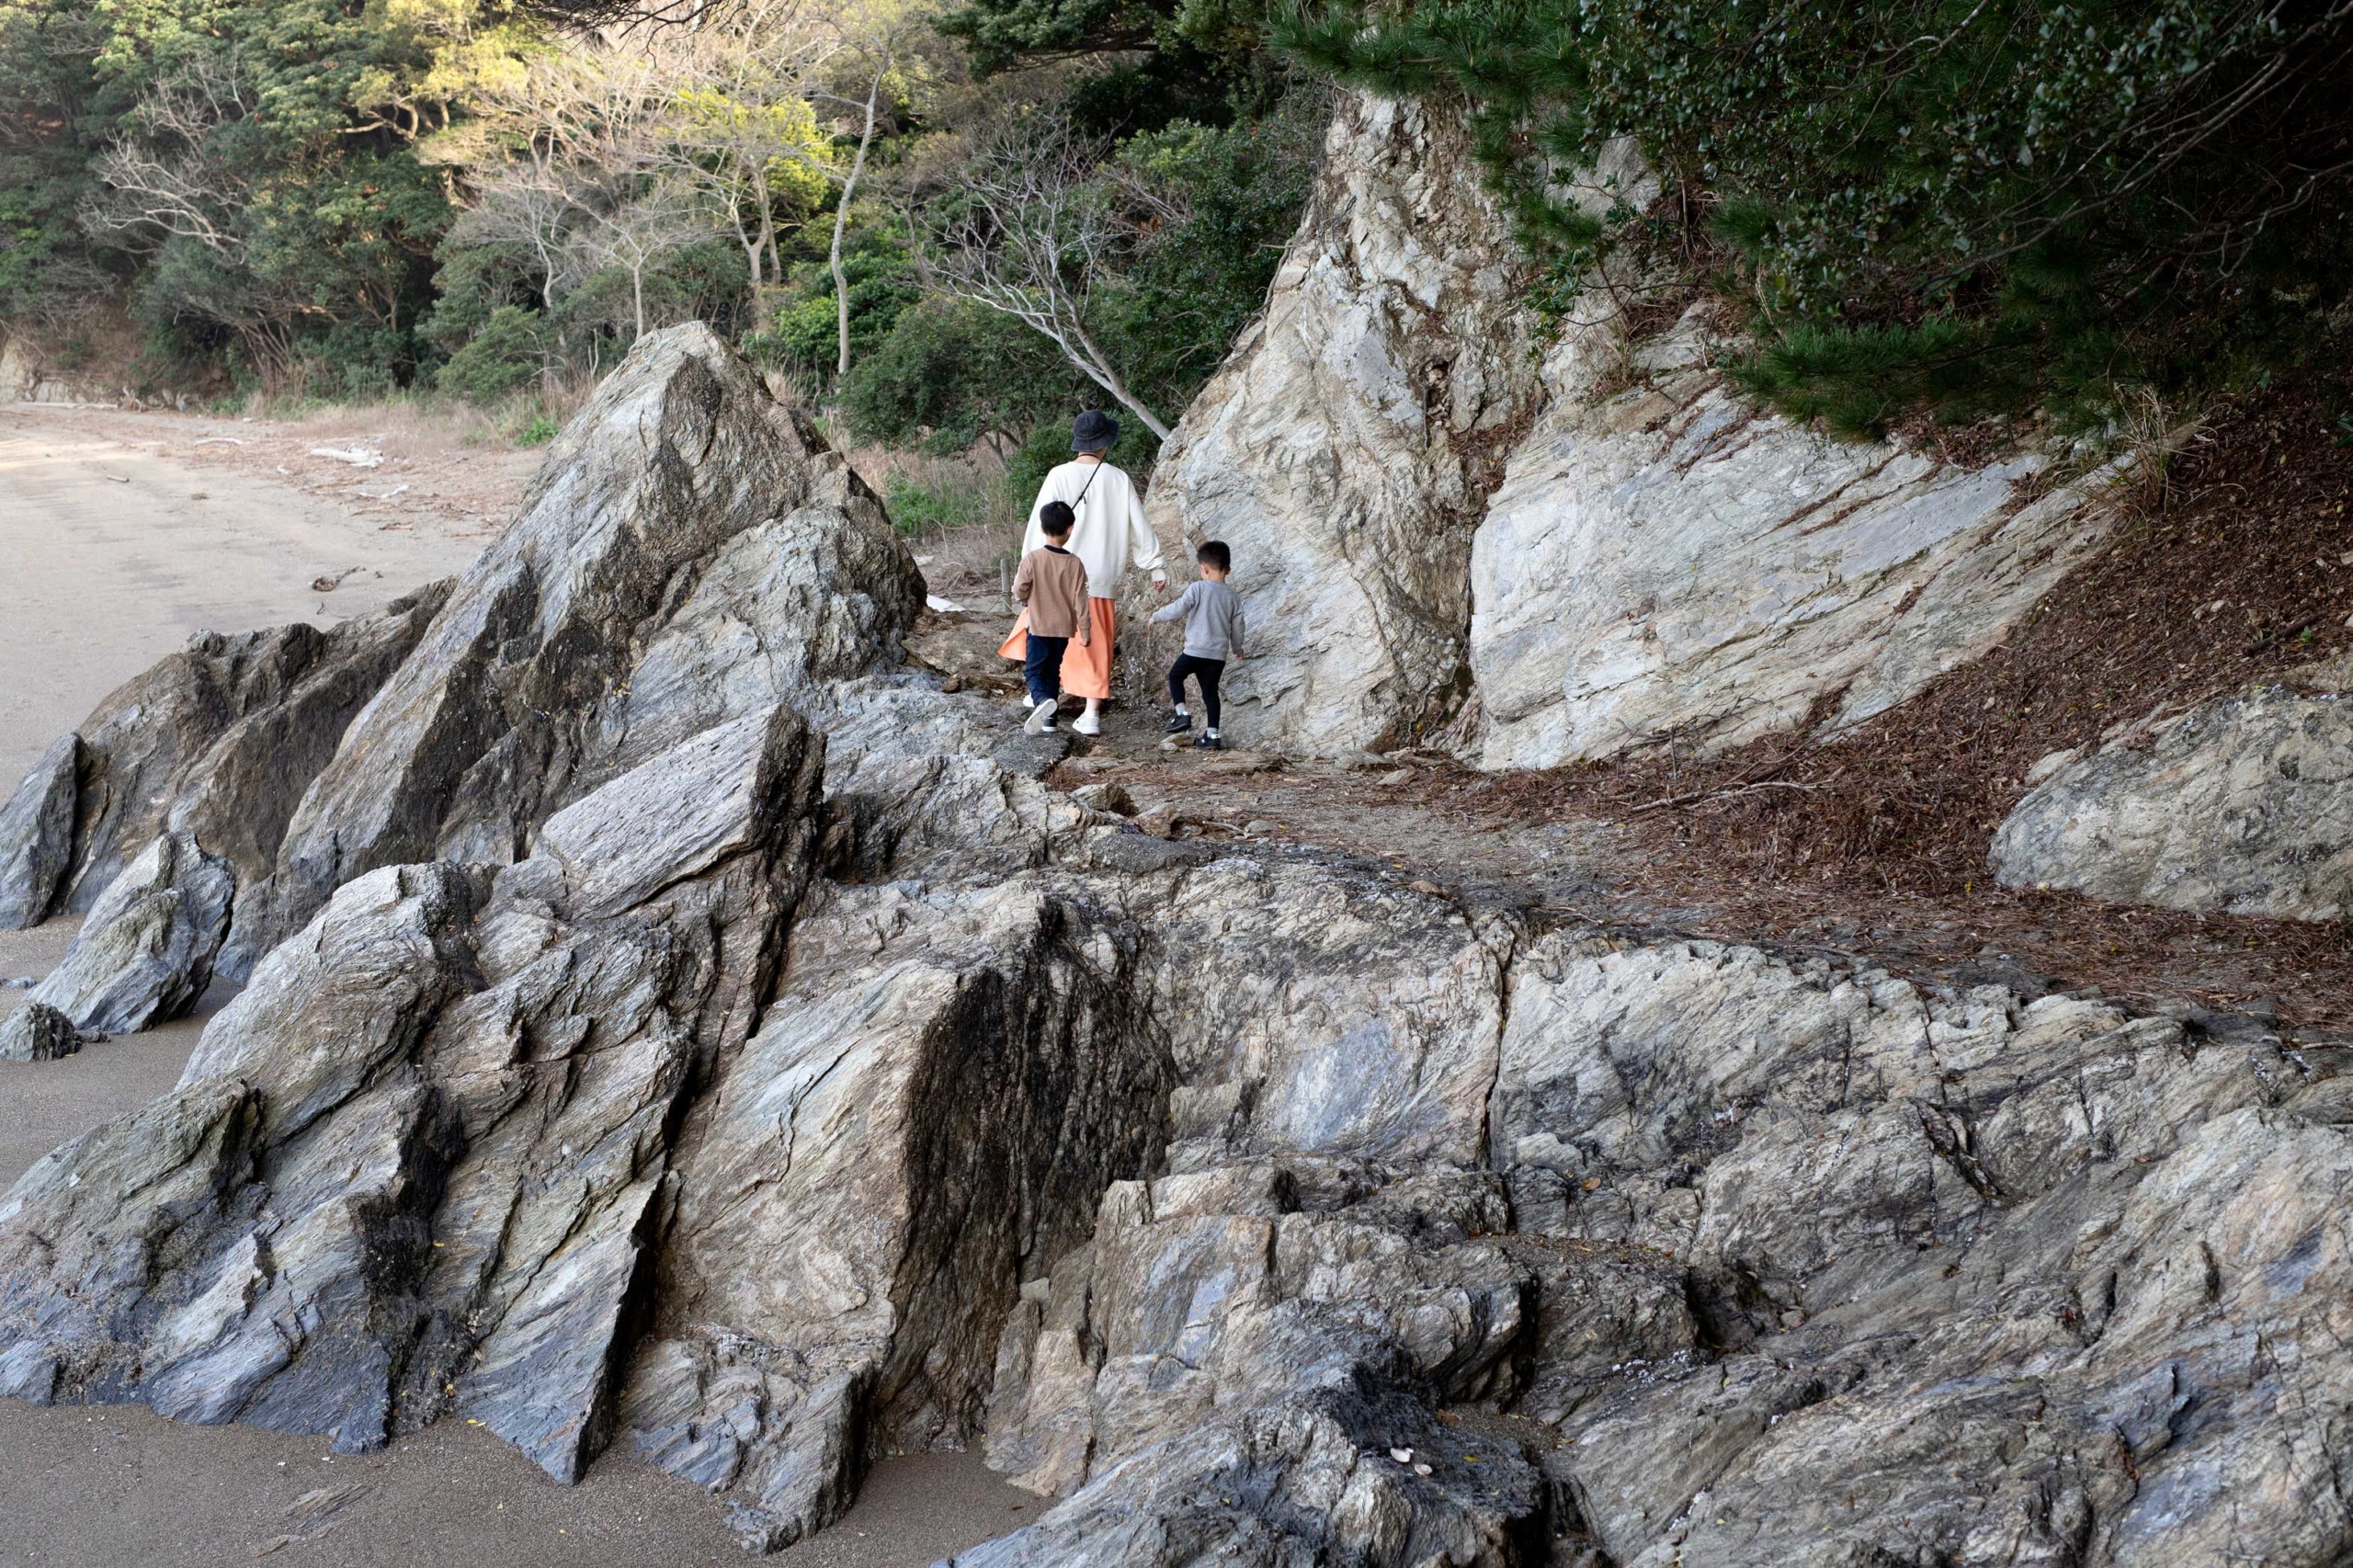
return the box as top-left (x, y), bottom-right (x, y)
top-left (1142, 94), bottom-right (1545, 756)
top-left (0, 324), bottom-right (2345, 1568)
top-left (1148, 93), bottom-right (2114, 767)
top-left (1469, 311), bottom-right (2114, 767)
top-left (1992, 656), bottom-right (2353, 920)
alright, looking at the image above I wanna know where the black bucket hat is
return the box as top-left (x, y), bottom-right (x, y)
top-left (1071, 409), bottom-right (1120, 452)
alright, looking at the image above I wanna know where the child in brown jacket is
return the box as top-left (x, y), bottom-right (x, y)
top-left (1012, 501), bottom-right (1091, 734)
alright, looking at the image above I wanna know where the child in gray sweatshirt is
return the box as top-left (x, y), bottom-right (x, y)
top-left (1151, 540), bottom-right (1245, 750)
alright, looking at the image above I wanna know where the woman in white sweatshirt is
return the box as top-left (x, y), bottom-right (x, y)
top-left (996, 410), bottom-right (1168, 735)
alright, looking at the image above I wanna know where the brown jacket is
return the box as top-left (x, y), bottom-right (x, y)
top-left (1014, 545), bottom-right (1092, 642)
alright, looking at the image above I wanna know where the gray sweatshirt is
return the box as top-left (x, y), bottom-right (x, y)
top-left (1151, 579), bottom-right (1246, 660)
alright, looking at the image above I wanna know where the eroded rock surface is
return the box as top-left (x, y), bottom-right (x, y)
top-left (49, 589), bottom-right (450, 931)
top-left (1469, 309), bottom-right (2114, 768)
top-left (1151, 94), bottom-right (2114, 768)
top-left (22, 831), bottom-right (233, 1035)
top-left (1991, 665), bottom-right (2353, 919)
top-left (1144, 93), bottom-right (1544, 756)
top-left (254, 322), bottom-right (919, 960)
top-left (0, 1003), bottom-right (81, 1062)
top-left (0, 318), bottom-right (2344, 1568)
top-left (0, 734), bottom-right (75, 929)
top-left (0, 703), bottom-right (823, 1471)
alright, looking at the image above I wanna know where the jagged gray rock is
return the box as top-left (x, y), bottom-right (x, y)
top-left (22, 832), bottom-right (233, 1036)
top-left (0, 1003), bottom-right (81, 1062)
top-left (626, 877), bottom-right (1170, 1551)
top-left (1143, 93), bottom-right (1545, 756)
top-left (1149, 94), bottom-right (2112, 767)
top-left (2, 309), bottom-right (2345, 1568)
top-left (1468, 305), bottom-right (2113, 768)
top-left (0, 734), bottom-right (76, 929)
top-left (38, 587), bottom-right (449, 931)
top-left (1990, 666), bottom-right (2353, 919)
top-left (256, 322), bottom-right (920, 958)
top-left (0, 704), bottom-right (824, 1468)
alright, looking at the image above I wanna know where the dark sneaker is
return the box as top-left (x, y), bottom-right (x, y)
top-left (1024, 699), bottom-right (1057, 735)
top-left (1194, 733), bottom-right (1223, 751)
top-left (1163, 710), bottom-right (1193, 734)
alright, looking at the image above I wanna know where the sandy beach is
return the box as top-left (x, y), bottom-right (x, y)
top-left (0, 406), bottom-right (1028, 1567)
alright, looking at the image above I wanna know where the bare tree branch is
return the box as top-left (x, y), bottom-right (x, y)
top-left (913, 110), bottom-right (1170, 439)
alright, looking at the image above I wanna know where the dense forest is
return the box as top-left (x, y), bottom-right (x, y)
top-left (0, 0), bottom-right (1315, 481)
top-left (4, 0), bottom-right (2352, 473)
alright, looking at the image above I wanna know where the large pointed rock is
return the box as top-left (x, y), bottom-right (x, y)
top-left (258, 324), bottom-right (920, 956)
top-left (23, 832), bottom-right (233, 1036)
top-left (0, 706), bottom-right (824, 1465)
top-left (1143, 94), bottom-right (1545, 756)
top-left (0, 734), bottom-right (76, 929)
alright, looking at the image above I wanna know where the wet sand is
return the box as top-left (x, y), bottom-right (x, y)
top-left (0, 408), bottom-right (1033, 1567)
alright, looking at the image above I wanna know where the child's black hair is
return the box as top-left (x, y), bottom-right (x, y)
top-left (1197, 539), bottom-right (1232, 572)
top-left (1040, 501), bottom-right (1075, 538)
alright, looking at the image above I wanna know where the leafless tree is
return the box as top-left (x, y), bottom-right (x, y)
top-left (651, 1), bottom-right (839, 304)
top-left (83, 49), bottom-right (256, 257)
top-left (823, 55), bottom-right (889, 378)
top-left (446, 160), bottom-right (579, 313)
top-left (80, 49), bottom-right (321, 379)
top-left (914, 110), bottom-right (1170, 440)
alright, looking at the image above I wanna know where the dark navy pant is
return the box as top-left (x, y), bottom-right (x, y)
top-left (1024, 634), bottom-right (1069, 708)
top-left (1167, 654), bottom-right (1224, 728)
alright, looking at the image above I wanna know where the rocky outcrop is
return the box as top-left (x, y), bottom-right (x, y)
top-left (1469, 310), bottom-right (2114, 767)
top-left (20, 832), bottom-right (233, 1036)
top-left (0, 1003), bottom-right (82, 1062)
top-left (245, 323), bottom-right (920, 964)
top-left (625, 877), bottom-right (1169, 1550)
top-left (0, 703), bottom-right (824, 1467)
top-left (0, 321), bottom-right (923, 1004)
top-left (1991, 660), bottom-right (2353, 919)
top-left (3, 318), bottom-right (2347, 1568)
top-left (0, 734), bottom-right (75, 929)
top-left (43, 590), bottom-right (451, 932)
top-left (1143, 94), bottom-right (1545, 756)
top-left (1151, 95), bottom-right (2113, 767)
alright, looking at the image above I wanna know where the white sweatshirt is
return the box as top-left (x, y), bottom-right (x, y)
top-left (1020, 459), bottom-right (1166, 600)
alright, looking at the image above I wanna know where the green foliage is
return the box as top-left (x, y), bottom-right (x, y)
top-left (0, 0), bottom-right (540, 381)
top-left (940, 0), bottom-right (1284, 131)
top-left (744, 223), bottom-right (924, 380)
top-left (840, 294), bottom-right (1083, 450)
top-left (1100, 99), bottom-right (1319, 413)
top-left (1280, 0), bottom-right (2353, 432)
top-left (882, 467), bottom-right (1002, 534)
top-left (516, 412), bottom-right (558, 444)
top-left (435, 302), bottom-right (545, 401)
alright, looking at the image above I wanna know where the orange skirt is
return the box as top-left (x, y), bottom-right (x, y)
top-left (999, 597), bottom-right (1115, 700)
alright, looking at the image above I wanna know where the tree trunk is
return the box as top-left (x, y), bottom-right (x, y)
top-left (754, 166), bottom-right (779, 291)
top-left (1066, 309), bottom-right (1171, 441)
top-left (832, 63), bottom-right (885, 381)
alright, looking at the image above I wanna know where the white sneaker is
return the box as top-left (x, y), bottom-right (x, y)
top-left (1073, 710), bottom-right (1102, 737)
top-left (1023, 699), bottom-right (1056, 735)
top-left (1012, 692), bottom-right (1039, 712)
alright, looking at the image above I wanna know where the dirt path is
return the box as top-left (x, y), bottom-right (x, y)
top-left (0, 418), bottom-right (1028, 1568)
top-left (910, 605), bottom-right (2347, 1033)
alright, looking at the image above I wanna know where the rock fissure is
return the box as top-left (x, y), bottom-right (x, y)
top-left (0, 302), bottom-right (2347, 1568)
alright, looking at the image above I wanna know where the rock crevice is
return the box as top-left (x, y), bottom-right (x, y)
top-left (0, 321), bottom-right (2346, 1568)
